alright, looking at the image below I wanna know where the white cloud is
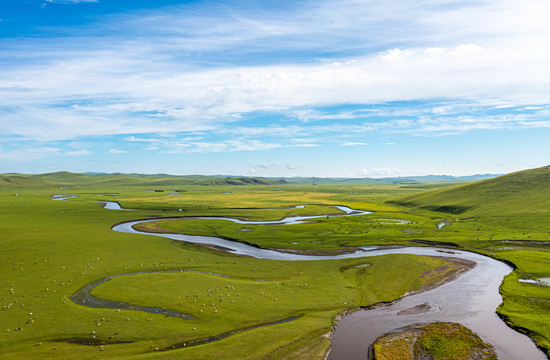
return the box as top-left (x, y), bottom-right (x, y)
top-left (185, 140), bottom-right (281, 153)
top-left (2, 0), bottom-right (550, 145)
top-left (292, 144), bottom-right (319, 148)
top-left (247, 163), bottom-right (299, 175)
top-left (4, 39), bottom-right (550, 142)
top-left (358, 167), bottom-right (460, 178)
top-left (122, 134), bottom-right (323, 154)
top-left (342, 142), bottom-right (367, 146)
top-left (290, 109), bottom-right (379, 123)
top-left (217, 111), bottom-right (550, 141)
top-left (109, 149), bottom-right (128, 154)
top-left (221, 126), bottom-right (306, 138)
top-left (360, 168), bottom-right (404, 178)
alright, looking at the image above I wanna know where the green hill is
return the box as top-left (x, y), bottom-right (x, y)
top-left (193, 176), bottom-right (286, 186)
top-left (30, 172), bottom-right (147, 187)
top-left (30, 171), bottom-right (89, 183)
top-left (0, 174), bottom-right (55, 188)
top-left (276, 174), bottom-right (497, 185)
top-left (0, 172), bottom-right (192, 188)
top-left (390, 166), bottom-right (550, 216)
top-left (0, 172), bottom-right (286, 188)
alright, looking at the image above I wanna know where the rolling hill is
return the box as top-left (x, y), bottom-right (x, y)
top-left (0, 172), bottom-right (285, 188)
top-left (192, 176), bottom-right (286, 186)
top-left (0, 174), bottom-right (55, 188)
top-left (390, 166), bottom-right (550, 216)
top-left (0, 171), bottom-right (501, 189)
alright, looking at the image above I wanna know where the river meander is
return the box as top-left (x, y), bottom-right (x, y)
top-left (67, 198), bottom-right (546, 359)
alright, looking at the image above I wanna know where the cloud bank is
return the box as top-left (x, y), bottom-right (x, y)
top-left (1, 0), bottom-right (549, 176)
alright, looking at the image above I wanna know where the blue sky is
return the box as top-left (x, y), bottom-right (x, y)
top-left (1, 0), bottom-right (549, 177)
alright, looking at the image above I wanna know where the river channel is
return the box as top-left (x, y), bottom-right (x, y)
top-left (69, 198), bottom-right (546, 359)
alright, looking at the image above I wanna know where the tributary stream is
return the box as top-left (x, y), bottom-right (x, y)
top-left (70, 199), bottom-right (546, 359)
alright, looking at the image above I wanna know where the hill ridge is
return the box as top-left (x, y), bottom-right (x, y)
top-left (390, 166), bottom-right (550, 216)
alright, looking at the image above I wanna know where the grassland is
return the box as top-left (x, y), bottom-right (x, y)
top-left (1, 179), bottom-right (468, 359)
top-left (2, 167), bottom-right (550, 358)
top-left (387, 166), bottom-right (550, 355)
top-left (371, 322), bottom-right (497, 360)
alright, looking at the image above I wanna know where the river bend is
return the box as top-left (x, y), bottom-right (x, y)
top-left (68, 198), bottom-right (546, 359)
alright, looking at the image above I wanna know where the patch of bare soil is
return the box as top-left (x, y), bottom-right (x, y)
top-left (267, 247), bottom-right (363, 256)
top-left (132, 221), bottom-right (178, 234)
top-left (397, 303), bottom-right (435, 315)
top-left (413, 257), bottom-right (476, 295)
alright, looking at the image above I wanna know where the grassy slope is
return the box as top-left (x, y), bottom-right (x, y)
top-left (392, 166), bottom-right (550, 216)
top-left (0, 184), bottom-right (460, 360)
top-left (389, 166), bottom-right (550, 356)
top-left (0, 175), bottom-right (55, 188)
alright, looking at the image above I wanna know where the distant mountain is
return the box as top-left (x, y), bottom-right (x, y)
top-left (276, 174), bottom-right (499, 185)
top-left (0, 172), bottom-right (286, 188)
top-left (192, 177), bottom-right (286, 186)
top-left (0, 170), bottom-right (500, 189)
top-left (390, 166), bottom-right (550, 216)
top-left (384, 174), bottom-right (499, 182)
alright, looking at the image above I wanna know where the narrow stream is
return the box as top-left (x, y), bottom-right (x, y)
top-left (61, 197), bottom-right (546, 359)
top-left (70, 269), bottom-right (231, 319)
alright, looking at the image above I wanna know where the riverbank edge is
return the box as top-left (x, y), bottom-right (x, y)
top-left (468, 250), bottom-right (550, 358)
top-left (323, 256), bottom-right (476, 360)
top-left (496, 310), bottom-right (550, 357)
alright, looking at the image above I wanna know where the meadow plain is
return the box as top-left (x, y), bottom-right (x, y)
top-left (1, 168), bottom-right (549, 359)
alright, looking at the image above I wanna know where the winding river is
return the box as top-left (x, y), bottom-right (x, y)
top-left (68, 198), bottom-right (546, 359)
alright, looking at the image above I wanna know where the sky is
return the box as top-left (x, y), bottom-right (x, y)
top-left (1, 0), bottom-right (549, 178)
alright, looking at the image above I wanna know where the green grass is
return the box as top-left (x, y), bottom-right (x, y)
top-left (135, 210), bottom-right (451, 251)
top-left (2, 167), bottom-right (550, 358)
top-left (416, 323), bottom-right (496, 360)
top-left (391, 166), bottom-right (550, 217)
top-left (383, 167), bottom-right (550, 356)
top-left (372, 322), bottom-right (497, 360)
top-left (0, 184), bottom-right (465, 359)
top-left (495, 250), bottom-right (550, 355)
